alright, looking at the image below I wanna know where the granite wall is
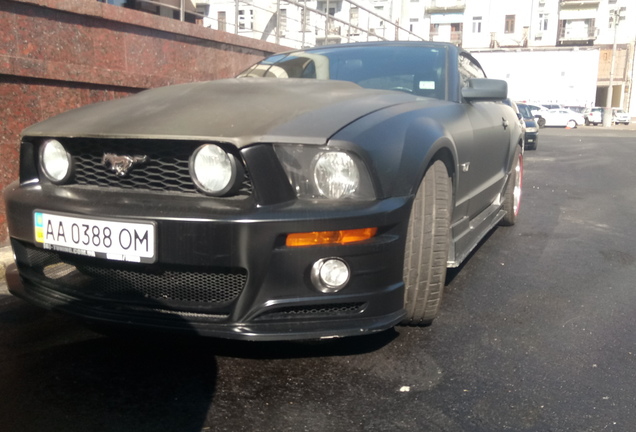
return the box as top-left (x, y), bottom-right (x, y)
top-left (0, 0), bottom-right (287, 244)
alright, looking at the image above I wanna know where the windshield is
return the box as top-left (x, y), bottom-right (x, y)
top-left (238, 45), bottom-right (447, 100)
top-left (517, 104), bottom-right (533, 118)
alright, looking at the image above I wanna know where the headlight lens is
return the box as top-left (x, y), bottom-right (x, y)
top-left (190, 144), bottom-right (243, 196)
top-left (40, 139), bottom-right (72, 183)
top-left (526, 126), bottom-right (538, 133)
top-left (274, 145), bottom-right (375, 200)
top-left (313, 152), bottom-right (360, 199)
top-left (311, 258), bottom-right (351, 293)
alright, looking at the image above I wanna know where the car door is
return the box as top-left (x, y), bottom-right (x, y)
top-left (454, 55), bottom-right (511, 220)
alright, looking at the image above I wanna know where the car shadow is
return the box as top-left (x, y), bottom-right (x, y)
top-left (0, 296), bottom-right (399, 432)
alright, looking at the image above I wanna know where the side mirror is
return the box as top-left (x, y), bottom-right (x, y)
top-left (462, 78), bottom-right (507, 102)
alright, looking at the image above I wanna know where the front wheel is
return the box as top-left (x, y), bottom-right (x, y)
top-left (537, 117), bottom-right (546, 128)
top-left (500, 146), bottom-right (523, 226)
top-left (401, 160), bottom-right (452, 326)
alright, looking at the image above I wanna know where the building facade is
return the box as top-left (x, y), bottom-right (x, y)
top-left (417, 0), bottom-right (634, 111)
top-left (196, 0), bottom-right (424, 47)
top-left (114, 0), bottom-right (636, 113)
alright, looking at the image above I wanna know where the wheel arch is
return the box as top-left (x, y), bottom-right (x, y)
top-left (398, 118), bottom-right (459, 198)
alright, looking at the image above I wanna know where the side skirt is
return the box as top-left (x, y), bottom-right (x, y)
top-left (447, 202), bottom-right (505, 268)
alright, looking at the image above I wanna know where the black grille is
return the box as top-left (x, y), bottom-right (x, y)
top-left (13, 241), bottom-right (247, 307)
top-left (255, 303), bottom-right (366, 321)
top-left (59, 139), bottom-right (252, 196)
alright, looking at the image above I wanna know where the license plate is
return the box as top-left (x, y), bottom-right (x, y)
top-left (34, 211), bottom-right (156, 263)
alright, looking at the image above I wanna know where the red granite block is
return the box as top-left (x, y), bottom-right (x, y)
top-left (0, 55), bottom-right (11, 74)
top-left (0, 4), bottom-right (18, 57)
top-left (14, 7), bottom-right (91, 65)
top-left (36, 83), bottom-right (85, 122)
top-left (0, 81), bottom-right (41, 135)
top-left (91, 25), bottom-right (127, 71)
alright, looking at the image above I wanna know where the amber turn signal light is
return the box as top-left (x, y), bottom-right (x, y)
top-left (286, 228), bottom-right (377, 247)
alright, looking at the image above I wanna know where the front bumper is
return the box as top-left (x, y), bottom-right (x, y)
top-left (524, 131), bottom-right (538, 149)
top-left (5, 181), bottom-right (409, 340)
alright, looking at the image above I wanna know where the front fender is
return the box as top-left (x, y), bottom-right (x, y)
top-left (330, 100), bottom-right (460, 199)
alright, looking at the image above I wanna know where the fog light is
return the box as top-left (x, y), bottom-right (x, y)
top-left (311, 258), bottom-right (350, 293)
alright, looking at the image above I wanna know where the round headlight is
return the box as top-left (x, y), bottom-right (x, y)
top-left (40, 139), bottom-right (72, 183)
top-left (313, 152), bottom-right (360, 199)
top-left (190, 144), bottom-right (243, 196)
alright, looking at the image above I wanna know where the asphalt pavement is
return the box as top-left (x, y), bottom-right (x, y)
top-left (1, 124), bottom-right (635, 432)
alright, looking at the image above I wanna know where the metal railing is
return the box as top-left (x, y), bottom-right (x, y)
top-left (558, 26), bottom-right (598, 41)
top-left (112, 0), bottom-right (425, 48)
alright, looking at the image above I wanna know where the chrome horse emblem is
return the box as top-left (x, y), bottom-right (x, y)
top-left (102, 153), bottom-right (148, 177)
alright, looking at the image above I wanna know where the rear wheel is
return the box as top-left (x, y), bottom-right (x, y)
top-left (500, 146), bottom-right (523, 226)
top-left (401, 160), bottom-right (452, 326)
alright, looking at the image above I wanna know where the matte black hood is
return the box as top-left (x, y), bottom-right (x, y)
top-left (22, 78), bottom-right (421, 147)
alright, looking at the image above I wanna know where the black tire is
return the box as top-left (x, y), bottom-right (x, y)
top-left (537, 117), bottom-right (546, 128)
top-left (500, 146), bottom-right (523, 226)
top-left (401, 160), bottom-right (451, 326)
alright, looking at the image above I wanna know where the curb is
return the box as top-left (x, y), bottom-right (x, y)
top-left (0, 246), bottom-right (15, 285)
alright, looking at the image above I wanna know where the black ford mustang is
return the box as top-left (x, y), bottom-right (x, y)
top-left (4, 42), bottom-right (523, 340)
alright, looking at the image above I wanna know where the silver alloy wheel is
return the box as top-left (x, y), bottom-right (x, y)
top-left (513, 153), bottom-right (523, 216)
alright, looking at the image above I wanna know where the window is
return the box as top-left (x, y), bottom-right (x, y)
top-left (472, 16), bottom-right (482, 33)
top-left (195, 4), bottom-right (209, 25)
top-left (538, 13), bottom-right (548, 32)
top-left (239, 45), bottom-right (447, 100)
top-left (459, 54), bottom-right (486, 89)
top-left (350, 7), bottom-right (359, 27)
top-left (505, 15), bottom-right (515, 33)
top-left (410, 18), bottom-right (419, 33)
top-left (279, 8), bottom-right (287, 34)
top-left (430, 23), bottom-right (440, 36)
top-left (301, 7), bottom-right (310, 30)
top-left (609, 12), bottom-right (619, 29)
top-left (238, 9), bottom-right (253, 30)
top-left (451, 22), bottom-right (462, 42)
top-left (217, 11), bottom-right (226, 32)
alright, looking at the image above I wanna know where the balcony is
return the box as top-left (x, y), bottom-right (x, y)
top-left (559, 0), bottom-right (600, 8)
top-left (426, 0), bottom-right (466, 14)
top-left (558, 25), bottom-right (597, 45)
